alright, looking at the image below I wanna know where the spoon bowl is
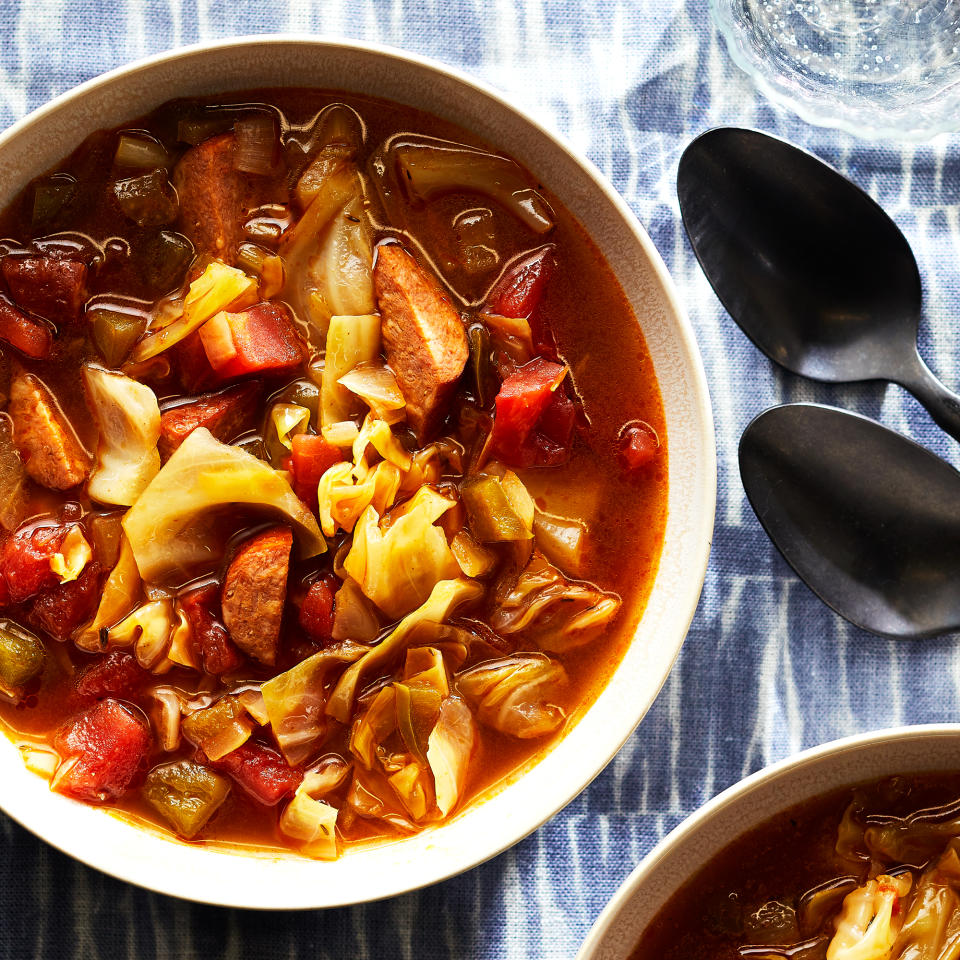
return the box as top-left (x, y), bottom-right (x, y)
top-left (740, 403), bottom-right (960, 639)
top-left (679, 128), bottom-right (960, 440)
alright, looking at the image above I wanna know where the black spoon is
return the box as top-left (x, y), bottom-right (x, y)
top-left (740, 403), bottom-right (960, 639)
top-left (678, 127), bottom-right (960, 441)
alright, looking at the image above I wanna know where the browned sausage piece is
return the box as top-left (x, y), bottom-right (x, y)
top-left (1, 257), bottom-right (87, 324)
top-left (373, 244), bottom-right (469, 442)
top-left (158, 382), bottom-right (261, 460)
top-left (9, 367), bottom-right (91, 490)
top-left (173, 133), bottom-right (277, 265)
top-left (221, 525), bottom-right (292, 666)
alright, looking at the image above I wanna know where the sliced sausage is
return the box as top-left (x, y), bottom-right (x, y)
top-left (158, 382), bottom-right (261, 460)
top-left (173, 133), bottom-right (278, 264)
top-left (374, 244), bottom-right (469, 442)
top-left (1, 257), bottom-right (87, 324)
top-left (221, 525), bottom-right (292, 666)
top-left (9, 368), bottom-right (91, 490)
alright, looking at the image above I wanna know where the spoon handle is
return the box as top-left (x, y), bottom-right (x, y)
top-left (899, 354), bottom-right (960, 443)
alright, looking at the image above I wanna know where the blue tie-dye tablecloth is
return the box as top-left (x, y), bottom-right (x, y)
top-left (2, 2), bottom-right (960, 958)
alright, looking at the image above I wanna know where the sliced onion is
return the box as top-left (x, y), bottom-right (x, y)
top-left (234, 113), bottom-right (280, 176)
top-left (150, 687), bottom-right (183, 752)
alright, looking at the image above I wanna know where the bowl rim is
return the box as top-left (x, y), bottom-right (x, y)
top-left (0, 33), bottom-right (717, 908)
top-left (576, 723), bottom-right (960, 959)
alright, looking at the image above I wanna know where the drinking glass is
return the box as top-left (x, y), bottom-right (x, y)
top-left (711, 0), bottom-right (960, 139)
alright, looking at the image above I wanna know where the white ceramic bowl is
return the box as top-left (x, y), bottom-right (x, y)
top-left (578, 724), bottom-right (960, 960)
top-left (0, 36), bottom-right (715, 908)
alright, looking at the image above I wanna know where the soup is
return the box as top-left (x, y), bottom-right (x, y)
top-left (632, 774), bottom-right (960, 960)
top-left (0, 89), bottom-right (666, 858)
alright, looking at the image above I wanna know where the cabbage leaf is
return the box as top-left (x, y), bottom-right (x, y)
top-left (331, 577), bottom-right (382, 642)
top-left (427, 697), bottom-right (476, 816)
top-left (123, 428), bottom-right (325, 582)
top-left (326, 577), bottom-right (483, 724)
top-left (281, 165), bottom-right (375, 342)
top-left (84, 365), bottom-right (161, 506)
top-left (280, 792), bottom-right (340, 860)
top-left (827, 875), bottom-right (910, 960)
top-left (457, 653), bottom-right (568, 739)
top-left (490, 552), bottom-right (621, 653)
top-left (344, 486), bottom-right (461, 619)
top-left (321, 314), bottom-right (381, 426)
top-left (338, 361), bottom-right (406, 423)
top-left (261, 641), bottom-right (368, 764)
top-left (74, 533), bottom-right (142, 651)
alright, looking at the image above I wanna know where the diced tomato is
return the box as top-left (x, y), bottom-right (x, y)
top-left (203, 740), bottom-right (302, 805)
top-left (198, 302), bottom-right (304, 380)
top-left (618, 421), bottom-right (659, 474)
top-left (489, 357), bottom-right (567, 467)
top-left (75, 651), bottom-right (148, 704)
top-left (1, 522), bottom-right (68, 604)
top-left (53, 699), bottom-right (151, 802)
top-left (173, 330), bottom-right (218, 394)
top-left (486, 245), bottom-right (554, 320)
top-left (179, 583), bottom-right (245, 676)
top-left (290, 433), bottom-right (343, 512)
top-left (533, 385), bottom-right (576, 467)
top-left (27, 560), bottom-right (101, 642)
top-left (1, 256), bottom-right (87, 323)
top-left (0, 296), bottom-right (53, 359)
top-left (486, 245), bottom-right (559, 360)
top-left (158, 381), bottom-right (261, 460)
top-left (299, 575), bottom-right (337, 644)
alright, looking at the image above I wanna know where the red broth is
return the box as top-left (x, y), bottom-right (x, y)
top-left (632, 773), bottom-right (960, 960)
top-left (0, 89), bottom-right (666, 857)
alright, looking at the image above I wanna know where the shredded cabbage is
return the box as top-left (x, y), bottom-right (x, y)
top-left (331, 577), bottom-right (382, 642)
top-left (321, 313), bottom-right (381, 426)
top-left (281, 165), bottom-right (374, 341)
top-left (338, 361), bottom-right (406, 423)
top-left (106, 598), bottom-right (176, 672)
top-left (74, 533), bottom-right (142, 651)
top-left (49, 526), bottom-right (92, 584)
top-left (349, 681), bottom-right (471, 823)
top-left (280, 792), bottom-right (340, 860)
top-left (317, 459), bottom-right (402, 538)
top-left (457, 653), bottom-right (568, 739)
top-left (327, 578), bottom-right (483, 724)
top-left (827, 875), bottom-right (910, 960)
top-left (128, 261), bottom-right (257, 363)
top-left (344, 487), bottom-right (461, 619)
top-left (83, 365), bottom-right (161, 506)
top-left (490, 552), bottom-right (621, 653)
top-left (270, 402), bottom-right (311, 450)
top-left (261, 641), bottom-right (368, 764)
top-left (352, 414), bottom-right (412, 473)
top-left (123, 428), bottom-right (325, 583)
top-left (427, 697), bottom-right (476, 816)
top-left (166, 607), bottom-right (197, 671)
